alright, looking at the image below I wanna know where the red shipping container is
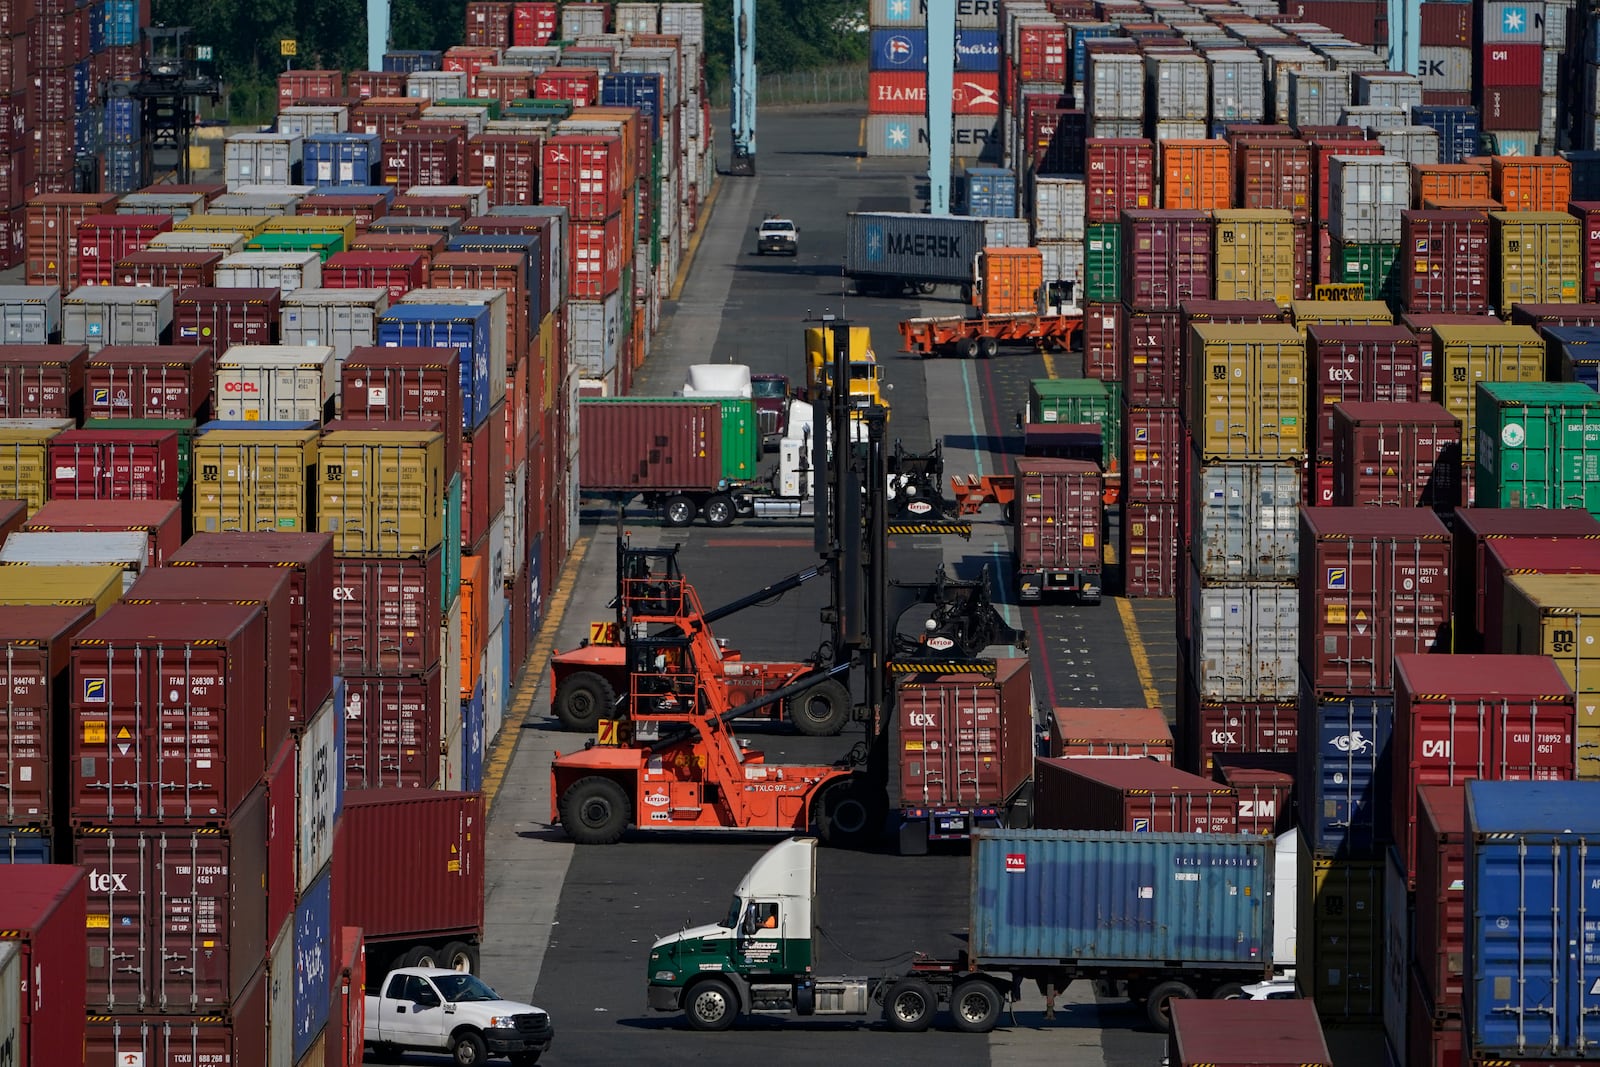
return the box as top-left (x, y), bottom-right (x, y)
top-left (1392, 653), bottom-right (1575, 885)
top-left (347, 231), bottom-right (447, 271)
top-left (1331, 400), bottom-right (1462, 508)
top-left (297, 193), bottom-right (389, 234)
top-left (1281, 0), bottom-right (1385, 42)
top-left (0, 343), bottom-right (85, 418)
top-left (463, 399), bottom-right (505, 551)
top-left (29, 9), bottom-right (86, 68)
top-left (1121, 307), bottom-right (1183, 404)
top-left (1015, 22), bottom-right (1068, 81)
top-left (1211, 752), bottom-right (1297, 835)
top-left (0, 605), bottom-right (94, 827)
top-left (1481, 43), bottom-right (1543, 86)
top-left (1234, 138), bottom-right (1313, 218)
top-left (540, 134), bottom-right (625, 222)
top-left (348, 70), bottom-right (407, 98)
top-left (1399, 311), bottom-right (1502, 359)
top-left (465, 1), bottom-right (513, 48)
top-left (466, 133), bottom-right (542, 207)
top-left (1408, 969), bottom-right (1465, 1067)
top-left (1047, 705), bottom-right (1174, 760)
top-left (83, 344), bottom-right (214, 421)
top-left (1480, 85), bottom-right (1542, 130)
top-left (953, 73), bottom-right (1000, 115)
top-left (277, 69), bottom-right (344, 106)
top-left (1082, 300), bottom-right (1123, 381)
top-left (1450, 508), bottom-right (1600, 650)
top-left (31, 67), bottom-right (73, 125)
top-left (83, 970), bottom-right (268, 1067)
top-left (513, 1), bottom-right (558, 45)
top-left (173, 286), bottom-right (281, 348)
top-left (339, 347), bottom-right (463, 481)
top-left (47, 427), bottom-right (179, 502)
top-left (350, 101), bottom-right (422, 142)
top-left (473, 67), bottom-right (533, 104)
top-left (24, 499), bottom-right (181, 566)
top-left (384, 130), bottom-right (461, 188)
top-left (1013, 457), bottom-right (1102, 593)
top-left (1482, 539), bottom-right (1600, 652)
top-left (1121, 404), bottom-right (1183, 504)
top-left (1420, 2), bottom-right (1471, 45)
top-left (263, 737), bottom-right (296, 946)
top-left (113, 249), bottom-right (222, 290)
top-left (1304, 325), bottom-right (1426, 462)
top-left (0, 865), bottom-right (87, 1064)
top-left (534, 67), bottom-right (599, 107)
top-left (1399, 209), bottom-right (1490, 313)
top-left (1571, 202), bottom-right (1600, 303)
top-left (1120, 210), bottom-right (1211, 313)
top-left (343, 669), bottom-right (444, 788)
top-left (0, 497), bottom-right (21, 541)
top-left (0, 146), bottom-right (25, 207)
top-left (867, 70), bottom-right (925, 114)
top-left (1033, 756), bottom-right (1240, 833)
top-left (0, 92), bottom-right (25, 155)
top-left (323, 926), bottom-right (368, 1067)
top-left (1306, 458), bottom-right (1333, 506)
top-left (69, 603), bottom-right (269, 826)
top-left (1412, 783), bottom-right (1465, 1011)
top-left (1085, 138), bottom-right (1156, 224)
top-left (443, 46), bottom-right (500, 93)
top-left (1120, 498), bottom-right (1181, 597)
top-left (1181, 686), bottom-right (1299, 777)
top-left (1310, 137), bottom-right (1385, 221)
top-left (569, 213), bottom-right (624, 299)
top-left (330, 551), bottom-right (442, 676)
top-left (75, 214), bottom-right (174, 287)
top-left (322, 250), bottom-right (426, 303)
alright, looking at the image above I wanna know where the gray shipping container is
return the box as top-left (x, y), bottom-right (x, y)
top-left (1030, 177), bottom-right (1087, 243)
top-left (1086, 53), bottom-right (1144, 120)
top-left (866, 0), bottom-right (999, 28)
top-left (223, 133), bottom-right (303, 190)
top-left (1378, 126), bottom-right (1441, 165)
top-left (620, 47), bottom-right (682, 105)
top-left (1287, 68), bottom-right (1350, 127)
top-left (146, 231), bottom-right (250, 254)
top-left (279, 288), bottom-right (389, 364)
top-left (1145, 52), bottom-right (1209, 122)
top-left (499, 46), bottom-right (559, 71)
top-left (421, 106), bottom-right (488, 139)
top-left (1089, 118), bottom-right (1143, 139)
top-left (215, 252), bottom-right (322, 295)
top-left (211, 192), bottom-right (301, 218)
top-left (953, 116), bottom-right (1002, 162)
top-left (659, 2), bottom-right (708, 43)
top-left (1207, 50), bottom-right (1267, 123)
top-left (1327, 155), bottom-right (1409, 243)
top-left (61, 286), bottom-right (174, 354)
top-left (615, 4), bottom-right (660, 35)
top-left (1188, 462), bottom-right (1301, 582)
top-left (560, 4), bottom-right (608, 37)
top-left (115, 192), bottom-right (208, 221)
top-left (485, 204), bottom-right (568, 317)
top-left (1480, 0), bottom-right (1544, 44)
top-left (1353, 71), bottom-right (1423, 110)
top-left (1186, 571), bottom-right (1298, 701)
top-left (0, 286), bottom-right (60, 345)
top-left (1416, 46), bottom-right (1472, 92)
top-left (1265, 49), bottom-right (1327, 123)
top-left (983, 218), bottom-right (1031, 249)
top-left (0, 531), bottom-right (150, 590)
top-left (1341, 105), bottom-right (1408, 130)
top-left (567, 293), bottom-right (624, 377)
top-left (276, 106), bottom-right (348, 139)
top-left (844, 212), bottom-right (988, 284)
top-left (865, 115), bottom-right (930, 158)
top-left (406, 70), bottom-right (469, 99)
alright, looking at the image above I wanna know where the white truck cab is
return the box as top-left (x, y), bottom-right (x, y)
top-left (757, 216), bottom-right (799, 255)
top-left (365, 967), bottom-right (554, 1065)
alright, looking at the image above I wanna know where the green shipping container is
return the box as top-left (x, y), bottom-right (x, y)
top-left (444, 471), bottom-right (463, 605)
top-left (245, 231), bottom-right (345, 262)
top-left (1332, 241), bottom-right (1401, 306)
top-left (1475, 380), bottom-right (1600, 515)
top-left (505, 99), bottom-right (573, 121)
top-left (85, 417), bottom-right (196, 494)
top-left (582, 397), bottom-right (760, 484)
top-left (433, 98), bottom-right (501, 120)
top-left (1027, 378), bottom-right (1122, 472)
top-left (1084, 223), bottom-right (1120, 302)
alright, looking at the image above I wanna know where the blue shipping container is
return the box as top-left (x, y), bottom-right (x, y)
top-left (1070, 23), bottom-right (1116, 84)
top-left (376, 305), bottom-right (492, 431)
top-left (969, 830), bottom-right (1274, 967)
top-left (1546, 326), bottom-right (1600, 390)
top-left (104, 95), bottom-right (140, 143)
top-left (102, 0), bottom-right (140, 47)
top-left (1567, 150), bottom-right (1600, 200)
top-left (1465, 780), bottom-right (1600, 1059)
top-left (76, 109), bottom-right (102, 157)
top-left (955, 30), bottom-right (1000, 72)
top-left (383, 50), bottom-right (442, 74)
top-left (961, 167), bottom-right (1017, 219)
top-left (528, 533), bottom-right (544, 630)
top-left (869, 29), bottom-right (929, 72)
top-left (303, 132), bottom-right (381, 188)
top-left (444, 232), bottom-right (545, 331)
top-left (1297, 688), bottom-right (1395, 859)
top-left (89, 1), bottom-right (105, 53)
top-left (464, 682), bottom-right (485, 791)
top-left (0, 827), bottom-right (52, 863)
top-left (1411, 105), bottom-right (1479, 165)
top-left (293, 866), bottom-right (333, 1063)
top-left (484, 205), bottom-right (565, 316)
top-left (101, 144), bottom-right (142, 194)
top-left (73, 59), bottom-right (93, 111)
top-left (600, 73), bottom-right (663, 140)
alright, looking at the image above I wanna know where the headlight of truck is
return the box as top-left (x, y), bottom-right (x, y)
top-left (487, 1015), bottom-right (517, 1028)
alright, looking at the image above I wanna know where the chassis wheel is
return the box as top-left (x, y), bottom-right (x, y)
top-left (703, 494), bottom-right (736, 527)
top-left (553, 672), bottom-right (618, 732)
top-left (958, 336), bottom-right (981, 359)
top-left (442, 941), bottom-right (478, 973)
top-left (663, 495), bottom-right (697, 526)
top-left (685, 977), bottom-right (739, 1031)
top-left (558, 776), bottom-right (631, 844)
top-left (1145, 979), bottom-right (1196, 1031)
top-left (814, 775), bottom-right (885, 849)
top-left (980, 336), bottom-right (1000, 359)
top-left (950, 978), bottom-right (1003, 1033)
top-left (788, 678), bottom-right (850, 736)
top-left (884, 978), bottom-right (936, 1032)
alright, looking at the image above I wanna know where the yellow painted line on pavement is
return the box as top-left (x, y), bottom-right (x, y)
top-left (483, 535), bottom-right (592, 810)
top-left (1042, 351), bottom-right (1058, 379)
top-left (1115, 596), bottom-right (1162, 710)
top-left (858, 118), bottom-right (865, 148)
top-left (668, 175), bottom-right (723, 301)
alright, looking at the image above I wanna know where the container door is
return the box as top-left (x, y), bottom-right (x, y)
top-left (0, 941), bottom-right (19, 1062)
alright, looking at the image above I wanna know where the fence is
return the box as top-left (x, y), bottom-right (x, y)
top-left (708, 64), bottom-right (867, 108)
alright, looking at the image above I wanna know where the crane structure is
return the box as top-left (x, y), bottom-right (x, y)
top-left (114, 27), bottom-right (221, 189)
top-left (730, 0), bottom-right (757, 174)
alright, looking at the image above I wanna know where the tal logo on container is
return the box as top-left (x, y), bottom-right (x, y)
top-left (1004, 853), bottom-right (1026, 873)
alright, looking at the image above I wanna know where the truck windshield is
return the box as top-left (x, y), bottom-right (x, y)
top-left (751, 379), bottom-right (787, 399)
top-left (763, 221), bottom-right (794, 232)
top-left (433, 974), bottom-right (501, 1003)
top-left (724, 896), bottom-right (743, 928)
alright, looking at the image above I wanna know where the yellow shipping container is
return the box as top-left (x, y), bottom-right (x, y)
top-left (539, 311), bottom-right (558, 414)
top-left (0, 564), bottom-right (124, 616)
top-left (1431, 324), bottom-right (1545, 460)
top-left (1502, 572), bottom-right (1600, 778)
top-left (1211, 209), bottom-right (1298, 305)
top-left (1187, 323), bottom-right (1307, 461)
top-left (0, 419), bottom-right (72, 513)
top-left (173, 213), bottom-right (268, 238)
top-left (192, 427), bottom-right (320, 534)
top-left (1490, 211), bottom-right (1582, 315)
top-left (1297, 836), bottom-right (1382, 1022)
top-left (318, 429), bottom-right (446, 555)
top-left (259, 214), bottom-right (359, 249)
top-left (1287, 299), bottom-right (1395, 340)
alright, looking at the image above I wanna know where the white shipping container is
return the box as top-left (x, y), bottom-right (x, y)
top-left (1037, 239), bottom-right (1085, 289)
top-left (1341, 105), bottom-right (1407, 130)
top-left (146, 231), bottom-right (250, 254)
top-left (567, 292), bottom-right (624, 377)
top-left (268, 920), bottom-right (293, 1067)
top-left (1089, 118), bottom-right (1144, 139)
top-left (1416, 46), bottom-right (1473, 92)
top-left (231, 183), bottom-right (318, 199)
top-left (500, 46), bottom-right (560, 71)
top-left (277, 106), bottom-right (348, 139)
top-left (615, 2), bottom-right (660, 35)
top-left (61, 285), bottom-right (174, 353)
top-left (1030, 177), bottom-right (1086, 242)
top-left (1145, 52), bottom-right (1209, 121)
top-left (504, 464), bottom-right (526, 582)
top-left (1263, 48), bottom-right (1327, 123)
top-left (1186, 572), bottom-right (1298, 701)
top-left (397, 288), bottom-right (509, 408)
top-left (483, 619), bottom-right (505, 750)
top-left (297, 684), bottom-right (342, 892)
top-left (441, 593), bottom-right (463, 743)
top-left (279, 287), bottom-right (389, 366)
top-left (561, 4), bottom-right (608, 37)
top-left (0, 285), bottom-right (60, 345)
top-left (1085, 53), bottom-right (1144, 120)
top-left (1544, 50), bottom-right (1561, 95)
top-left (213, 344), bottom-right (338, 422)
top-left (1188, 462), bottom-right (1301, 582)
top-left (215, 252), bottom-right (322, 295)
top-left (1154, 119), bottom-right (1207, 141)
top-left (443, 704), bottom-right (464, 789)
top-left (212, 192), bottom-right (302, 217)
top-left (983, 218), bottom-right (1031, 248)
top-left (116, 191), bottom-right (208, 220)
top-left (1353, 71), bottom-right (1422, 110)
top-left (1318, 45), bottom-right (1386, 72)
top-left (1207, 49), bottom-right (1267, 123)
top-left (1327, 155), bottom-right (1409, 242)
top-left (407, 70), bottom-right (468, 99)
top-left (620, 47), bottom-right (681, 107)
top-left (0, 531), bottom-right (149, 590)
top-left (1287, 68), bottom-right (1350, 127)
top-left (224, 133), bottom-right (303, 191)
top-left (1377, 126), bottom-right (1440, 165)
top-left (659, 0), bottom-right (706, 40)
top-left (483, 496), bottom-right (507, 602)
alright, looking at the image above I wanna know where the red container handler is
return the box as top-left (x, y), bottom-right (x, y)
top-left (1234, 138), bottom-right (1313, 218)
top-left (1047, 706), bottom-right (1174, 760)
top-left (1449, 507), bottom-right (1600, 651)
top-left (331, 550), bottom-right (443, 675)
top-left (0, 865), bottom-right (87, 1063)
top-left (172, 286), bottom-right (281, 348)
top-left (1331, 400), bottom-right (1462, 508)
top-left (1085, 138), bottom-right (1156, 223)
top-left (75, 214), bottom-right (174, 287)
top-left (339, 347), bottom-right (463, 482)
top-left (1121, 308), bottom-right (1183, 405)
top-left (1211, 752), bottom-right (1297, 835)
top-left (123, 567), bottom-right (295, 742)
top-left (167, 532), bottom-right (337, 723)
top-left (47, 427), bottom-right (180, 502)
top-left (343, 669), bottom-right (444, 789)
top-left (0, 605), bottom-right (95, 828)
top-left (1399, 209), bottom-right (1490, 313)
top-left (568, 213), bottom-right (625, 299)
top-left (83, 344), bottom-right (214, 421)
top-left (0, 343), bottom-right (87, 418)
top-left (1481, 539), bottom-right (1600, 651)
top-left (1304, 325), bottom-right (1426, 463)
top-left (1167, 999), bottom-right (1333, 1067)
top-left (466, 132), bottom-right (543, 207)
top-left (1120, 498), bottom-right (1181, 597)
top-left (113, 249), bottom-right (222, 290)
top-left (1392, 654), bottom-right (1575, 885)
top-left (23, 499), bottom-right (182, 566)
top-left (1412, 783), bottom-right (1466, 1011)
top-left (69, 602), bottom-right (270, 827)
top-left (322, 250), bottom-right (427, 303)
top-left (1082, 301), bottom-right (1123, 382)
top-left (1120, 209), bottom-right (1212, 312)
top-left (1033, 756), bottom-right (1240, 833)
top-left (82, 970), bottom-right (268, 1067)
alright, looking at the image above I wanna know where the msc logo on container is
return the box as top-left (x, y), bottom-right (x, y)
top-left (82, 677), bottom-right (107, 702)
top-left (1326, 567), bottom-right (1347, 590)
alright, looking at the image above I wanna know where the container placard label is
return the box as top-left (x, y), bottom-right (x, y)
top-left (1004, 853), bottom-right (1026, 873)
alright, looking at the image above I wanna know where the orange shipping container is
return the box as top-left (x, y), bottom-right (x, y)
top-left (1412, 163), bottom-right (1491, 207)
top-left (975, 247), bottom-right (1043, 316)
top-left (1492, 155), bottom-right (1573, 212)
top-left (460, 551), bottom-right (489, 698)
top-left (1423, 196), bottom-right (1504, 211)
top-left (1162, 140), bottom-right (1232, 211)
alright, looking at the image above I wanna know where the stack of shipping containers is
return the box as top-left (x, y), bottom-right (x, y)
top-left (864, 0), bottom-right (1002, 159)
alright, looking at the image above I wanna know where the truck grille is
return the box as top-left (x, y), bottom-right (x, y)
top-left (758, 409), bottom-right (780, 437)
top-left (512, 1012), bottom-right (552, 1037)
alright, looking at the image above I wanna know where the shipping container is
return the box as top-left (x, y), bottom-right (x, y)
top-left (844, 212), bottom-right (991, 286)
top-left (1084, 138), bottom-right (1155, 223)
top-left (1161, 140), bottom-right (1232, 211)
top-left (396, 288), bottom-right (509, 409)
top-left (1476, 380), bottom-right (1600, 513)
top-left (1452, 507), bottom-right (1600, 649)
top-left (113, 249), bottom-right (223, 291)
top-left (1167, 999), bottom-right (1332, 1067)
top-left (213, 344), bottom-right (338, 423)
top-left (1490, 210), bottom-right (1582, 314)
top-left (1305, 326), bottom-right (1426, 462)
top-left (1210, 209), bottom-right (1297, 303)
top-left (1499, 574), bottom-right (1600, 742)
top-left (1047, 706), bottom-right (1173, 760)
top-left (61, 286), bottom-right (174, 354)
top-left (22, 499), bottom-right (181, 567)
top-left (83, 344), bottom-right (214, 421)
top-left (317, 427), bottom-right (447, 555)
top-left (1399, 209), bottom-right (1490, 313)
top-left (215, 251), bottom-right (323, 294)
top-left (578, 397), bottom-right (757, 490)
top-left (1412, 783), bottom-right (1464, 1008)
top-left (1212, 754), bottom-right (1296, 836)
top-left (376, 303), bottom-right (492, 430)
top-left (322, 250), bottom-right (428, 303)
top-left (1188, 461), bottom-right (1301, 581)
top-left (0, 346), bottom-right (88, 420)
top-left (47, 426), bottom-right (179, 501)
top-left (1187, 324), bottom-right (1308, 462)
top-left (83, 974), bottom-right (270, 1067)
top-left (296, 686), bottom-right (344, 893)
top-left (0, 605), bottom-right (95, 828)
top-left (1121, 498), bottom-right (1182, 597)
top-left (1012, 457), bottom-right (1102, 602)
top-left (339, 346), bottom-right (464, 481)
top-left (1332, 401), bottom-right (1462, 507)
top-left (1297, 682), bottom-right (1395, 858)
top-left (1121, 209), bottom-right (1212, 311)
top-left (1328, 155), bottom-right (1410, 243)
top-left (331, 551), bottom-right (443, 676)
top-left (0, 866), bottom-right (87, 1063)
top-left (0, 564), bottom-right (124, 617)
top-left (173, 286), bottom-right (281, 348)
top-left (1483, 538), bottom-right (1600, 664)
top-left (1187, 569), bottom-right (1297, 702)
top-left (1296, 839), bottom-right (1382, 1019)
top-left (1034, 757), bottom-right (1238, 834)
top-left (1431, 324), bottom-right (1546, 467)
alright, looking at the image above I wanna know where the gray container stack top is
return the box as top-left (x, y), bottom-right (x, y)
top-left (0, 285), bottom-right (61, 345)
top-left (61, 286), bottom-right (175, 353)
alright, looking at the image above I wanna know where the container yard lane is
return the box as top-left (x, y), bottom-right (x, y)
top-left (481, 106), bottom-right (1165, 1067)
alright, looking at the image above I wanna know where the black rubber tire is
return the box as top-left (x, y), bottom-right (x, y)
top-left (442, 940), bottom-right (478, 973)
top-left (884, 978), bottom-right (936, 1032)
top-left (950, 978), bottom-right (1003, 1033)
top-left (1145, 979), bottom-right (1196, 1031)
top-left (553, 672), bottom-right (618, 732)
top-left (814, 776), bottom-right (886, 849)
top-left (918, 281), bottom-right (937, 294)
top-left (1002, 501), bottom-right (1015, 524)
top-left (663, 495), bottom-right (697, 527)
top-left (958, 336), bottom-right (981, 359)
top-left (399, 944), bottom-right (434, 969)
top-left (980, 336), bottom-right (1000, 359)
top-left (1211, 982), bottom-right (1246, 1001)
top-left (451, 1029), bottom-right (488, 1066)
top-left (411, 944), bottom-right (442, 968)
top-left (788, 678), bottom-right (850, 736)
top-left (558, 776), bottom-right (631, 844)
top-left (684, 977), bottom-right (739, 1032)
top-left (703, 494), bottom-right (736, 527)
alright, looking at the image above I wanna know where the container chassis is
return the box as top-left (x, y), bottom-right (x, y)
top-left (898, 312), bottom-right (1082, 359)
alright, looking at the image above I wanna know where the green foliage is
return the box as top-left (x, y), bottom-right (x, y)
top-left (705, 0), bottom-right (867, 89)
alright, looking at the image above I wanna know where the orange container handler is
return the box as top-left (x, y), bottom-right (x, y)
top-left (1491, 155), bottom-right (1573, 212)
top-left (976, 247), bottom-right (1044, 316)
top-left (1412, 162), bottom-right (1491, 207)
top-left (1161, 139), bottom-right (1232, 210)
top-left (460, 551), bottom-right (490, 698)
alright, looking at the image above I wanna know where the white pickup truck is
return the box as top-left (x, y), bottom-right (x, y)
top-left (365, 967), bottom-right (554, 1065)
top-left (756, 216), bottom-right (798, 255)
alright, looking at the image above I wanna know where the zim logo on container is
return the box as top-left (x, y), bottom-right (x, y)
top-left (1326, 567), bottom-right (1347, 590)
top-left (82, 677), bottom-right (107, 703)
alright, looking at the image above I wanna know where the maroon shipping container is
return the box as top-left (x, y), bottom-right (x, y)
top-left (1408, 969), bottom-right (1465, 1067)
top-left (893, 658), bottom-right (1032, 838)
top-left (1570, 203), bottom-right (1600, 302)
top-left (1481, 43), bottom-right (1542, 86)
top-left (1481, 85), bottom-right (1542, 130)
top-left (1121, 498), bottom-right (1181, 597)
top-left (123, 567), bottom-right (295, 741)
top-left (168, 532), bottom-right (337, 724)
top-left (322, 250), bottom-right (427, 303)
top-left (0, 865), bottom-right (87, 1065)
top-left (1085, 138), bottom-right (1156, 224)
top-left (1121, 210), bottom-right (1212, 312)
top-left (1211, 752), bottom-right (1296, 835)
top-left (1234, 138), bottom-right (1313, 218)
top-left (1281, 0), bottom-right (1384, 41)
top-left (1048, 706), bottom-right (1174, 760)
top-left (1393, 653), bottom-right (1575, 883)
top-left (322, 926), bottom-right (367, 1067)
top-left (263, 738), bottom-right (296, 948)
top-left (1016, 21), bottom-right (1069, 81)
top-left (384, 131), bottom-right (461, 188)
top-left (349, 231), bottom-right (448, 270)
top-left (344, 670), bottom-right (444, 788)
top-left (1033, 756), bottom-right (1240, 833)
top-left (1311, 138), bottom-right (1385, 220)
top-left (1400, 209), bottom-right (1490, 313)
top-left (24, 498), bottom-right (183, 566)
top-left (83, 344), bottom-right (214, 421)
top-left (173, 286), bottom-right (281, 348)
top-left (1400, 311), bottom-right (1502, 363)
top-left (0, 605), bottom-right (94, 827)
top-left (430, 251), bottom-right (532, 368)
top-left (1181, 674), bottom-right (1299, 777)
top-left (463, 399), bottom-right (505, 550)
top-left (534, 68), bottom-right (600, 106)
top-left (277, 69), bottom-right (343, 105)
top-left (1013, 456), bottom-right (1102, 595)
top-left (1167, 999), bottom-right (1333, 1067)
top-left (1420, 1), bottom-right (1471, 45)
top-left (1082, 301), bottom-right (1123, 382)
top-left (70, 603), bottom-right (269, 826)
top-left (24, 193), bottom-right (119, 289)
top-left (578, 399), bottom-right (723, 491)
top-left (1450, 508), bottom-right (1600, 650)
top-left (569, 213), bottom-right (625, 299)
top-left (1122, 307), bottom-right (1184, 405)
top-left (1331, 401), bottom-right (1462, 508)
top-left (297, 193), bottom-right (389, 235)
top-left (465, 0), bottom-right (513, 48)
top-left (0, 497), bottom-right (22, 541)
top-left (1412, 783), bottom-right (1465, 1010)
top-left (75, 214), bottom-right (174, 287)
top-left (474, 67), bottom-right (534, 105)
top-left (1305, 326), bottom-right (1426, 462)
top-left (47, 427), bottom-right (179, 502)
top-left (1299, 508), bottom-right (1452, 695)
top-left (348, 70), bottom-right (407, 98)
top-left (339, 346), bottom-right (463, 482)
top-left (391, 191), bottom-right (475, 220)
top-left (1482, 538), bottom-right (1600, 650)
top-left (1509, 300), bottom-right (1600, 330)
top-left (0, 343), bottom-right (86, 418)
top-left (466, 133), bottom-right (543, 207)
top-left (113, 249), bottom-right (222, 290)
top-left (1180, 298), bottom-right (1286, 328)
top-left (330, 550), bottom-right (443, 675)
top-left (332, 789), bottom-right (484, 965)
